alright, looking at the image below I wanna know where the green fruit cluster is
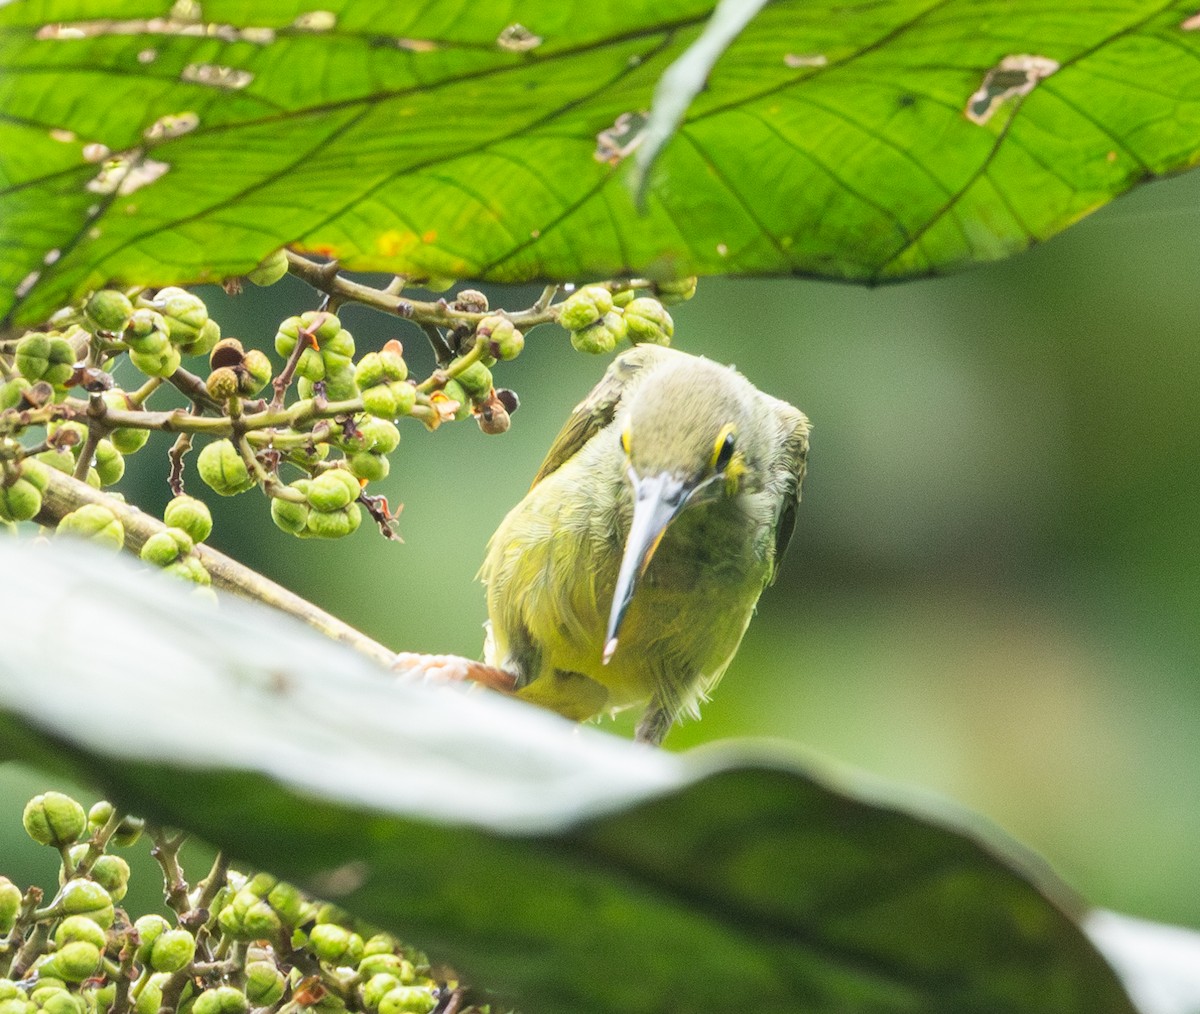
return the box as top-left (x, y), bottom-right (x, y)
top-left (138, 496), bottom-right (213, 587)
top-left (1, 792), bottom-right (469, 1014)
top-left (270, 468), bottom-right (362, 539)
top-left (558, 286), bottom-right (673, 354)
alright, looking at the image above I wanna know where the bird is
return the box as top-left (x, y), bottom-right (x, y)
top-left (480, 344), bottom-right (810, 745)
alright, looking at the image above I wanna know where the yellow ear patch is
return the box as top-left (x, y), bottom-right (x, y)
top-left (621, 428), bottom-right (632, 455)
top-left (710, 424), bottom-right (737, 471)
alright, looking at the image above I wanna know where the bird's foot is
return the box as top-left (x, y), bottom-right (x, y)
top-left (392, 652), bottom-right (518, 694)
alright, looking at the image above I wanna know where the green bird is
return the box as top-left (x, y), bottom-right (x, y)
top-left (480, 345), bottom-right (810, 745)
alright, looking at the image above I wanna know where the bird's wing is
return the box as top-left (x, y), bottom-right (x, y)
top-left (768, 401), bottom-right (811, 584)
top-left (530, 344), bottom-right (676, 486)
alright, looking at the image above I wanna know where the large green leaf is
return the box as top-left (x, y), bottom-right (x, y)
top-left (0, 539), bottom-right (1140, 1013)
top-left (3, 1), bottom-right (1200, 324)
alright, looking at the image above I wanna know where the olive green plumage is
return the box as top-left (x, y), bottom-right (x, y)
top-left (481, 345), bottom-right (809, 744)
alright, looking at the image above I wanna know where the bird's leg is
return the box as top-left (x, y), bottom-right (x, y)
top-left (392, 652), bottom-right (518, 694)
top-left (634, 702), bottom-right (672, 746)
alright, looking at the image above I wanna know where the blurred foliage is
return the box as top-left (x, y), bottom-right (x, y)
top-left (5, 166), bottom-right (1199, 939)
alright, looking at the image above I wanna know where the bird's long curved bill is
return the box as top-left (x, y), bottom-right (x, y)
top-left (603, 472), bottom-right (691, 664)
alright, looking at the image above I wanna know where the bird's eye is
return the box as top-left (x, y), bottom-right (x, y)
top-left (712, 427), bottom-right (736, 471)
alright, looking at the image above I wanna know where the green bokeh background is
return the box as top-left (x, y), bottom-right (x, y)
top-left (4, 169), bottom-right (1199, 934)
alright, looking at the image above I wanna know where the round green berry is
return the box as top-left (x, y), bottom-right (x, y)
top-left (205, 367), bottom-right (239, 401)
top-left (0, 878), bottom-right (22, 935)
top-left (85, 291), bottom-right (134, 333)
top-left (197, 440), bottom-right (255, 496)
top-left (191, 987), bottom-right (247, 1014)
top-left (347, 451), bottom-right (388, 483)
top-left (150, 288), bottom-right (208, 345)
top-left (46, 941), bottom-right (101, 983)
top-left (653, 276), bottom-right (697, 303)
top-left (244, 963), bottom-right (284, 1006)
top-left (558, 286), bottom-right (612, 332)
top-left (179, 317), bottom-right (221, 358)
top-left (270, 496), bottom-right (310, 536)
top-left (57, 505), bottom-right (124, 550)
top-left (0, 377), bottom-right (32, 410)
top-left (246, 249), bottom-right (288, 287)
top-left (306, 470), bottom-right (359, 512)
top-left (163, 496), bottom-right (212, 543)
top-left (86, 801), bottom-right (113, 832)
top-left (455, 362), bottom-right (493, 401)
top-left (149, 929), bottom-right (195, 973)
top-left (16, 333), bottom-right (76, 387)
top-left (92, 440), bottom-right (125, 487)
top-left (133, 915), bottom-right (169, 963)
top-left (570, 311), bottom-right (625, 354)
top-left (36, 989), bottom-right (83, 1014)
top-left (239, 350), bottom-right (272, 396)
top-left (59, 879), bottom-right (114, 929)
top-left (129, 344), bottom-right (181, 379)
top-left (162, 556), bottom-right (210, 586)
top-left (125, 309), bottom-right (170, 354)
top-left (23, 792), bottom-right (86, 847)
top-left (0, 478), bottom-right (42, 523)
top-left (475, 316), bottom-right (524, 361)
top-left (305, 503), bottom-right (360, 539)
top-left (54, 915), bottom-right (106, 950)
top-left (440, 380), bottom-right (471, 421)
top-left (622, 297), bottom-right (674, 346)
top-left (377, 986), bottom-right (435, 1014)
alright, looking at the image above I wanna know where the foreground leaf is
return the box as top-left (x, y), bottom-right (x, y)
top-left (3, 1), bottom-right (1200, 323)
top-left (0, 539), bottom-right (1138, 1013)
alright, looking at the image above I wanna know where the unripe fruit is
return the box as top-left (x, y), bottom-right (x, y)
top-left (357, 954), bottom-right (409, 979)
top-left (440, 380), bottom-right (471, 420)
top-left (347, 451), bottom-right (388, 483)
top-left (85, 291), bottom-right (134, 333)
top-left (0, 984), bottom-right (25, 1002)
top-left (163, 496), bottom-right (212, 543)
top-left (56, 505), bottom-right (124, 550)
top-left (23, 792), bottom-right (86, 846)
top-left (0, 478), bottom-right (41, 523)
top-left (54, 915), bottom-right (106, 950)
top-left (360, 385), bottom-right (396, 420)
top-left (246, 249), bottom-right (288, 287)
top-left (0, 999), bottom-right (32, 1014)
top-left (306, 470), bottom-right (358, 512)
top-left (0, 377), bottom-right (32, 410)
top-left (36, 990), bottom-right (83, 1014)
top-left (129, 344), bottom-right (181, 379)
top-left (570, 312), bottom-right (625, 355)
top-left (360, 418), bottom-right (400, 455)
top-left (148, 929), bottom-right (195, 973)
top-left (0, 878), bottom-right (22, 934)
top-left (239, 350), bottom-right (272, 395)
top-left (361, 975), bottom-right (400, 1008)
top-left (179, 317), bottom-right (221, 358)
top-left (132, 976), bottom-right (164, 1014)
top-left (44, 941), bottom-right (101, 983)
top-left (622, 297), bottom-right (674, 345)
top-left (86, 801), bottom-right (113, 831)
top-left (111, 816), bottom-right (144, 848)
top-left (20, 458), bottom-right (51, 493)
top-left (191, 987), bottom-right (248, 1014)
top-left (244, 963), bottom-right (284, 1006)
top-left (86, 854), bottom-right (130, 902)
top-left (318, 365), bottom-right (358, 402)
top-left (309, 924), bottom-right (363, 966)
top-left (59, 879), bottom-right (114, 929)
top-left (611, 288), bottom-right (635, 308)
top-left (305, 503), bottom-right (360, 539)
top-left (205, 367), bottom-right (239, 401)
top-left (321, 329), bottom-right (355, 371)
top-left (151, 287), bottom-right (207, 344)
top-left (16, 333), bottom-right (75, 387)
top-left (557, 286), bottom-right (612, 331)
top-left (475, 316), bottom-right (524, 361)
top-left (102, 391), bottom-right (152, 454)
top-left (653, 275), bottom-right (698, 303)
top-left (270, 496), bottom-right (309, 536)
top-left (133, 914), bottom-right (169, 963)
top-left (197, 440), bottom-right (255, 496)
top-left (162, 556), bottom-right (210, 586)
top-left (377, 987), bottom-right (435, 1014)
top-left (125, 310), bottom-right (170, 354)
top-left (37, 448), bottom-right (74, 474)
top-left (92, 440), bottom-right (125, 487)
top-left (455, 360), bottom-right (493, 400)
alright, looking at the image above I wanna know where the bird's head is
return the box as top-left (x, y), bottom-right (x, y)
top-left (603, 359), bottom-right (754, 664)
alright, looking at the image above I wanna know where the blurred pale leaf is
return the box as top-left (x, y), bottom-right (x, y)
top-left (4, 1), bottom-right (1200, 323)
top-left (0, 539), bottom-right (1139, 1013)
